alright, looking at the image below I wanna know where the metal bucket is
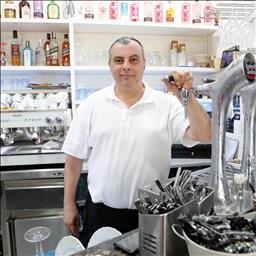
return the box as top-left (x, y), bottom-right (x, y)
top-left (172, 224), bottom-right (256, 256)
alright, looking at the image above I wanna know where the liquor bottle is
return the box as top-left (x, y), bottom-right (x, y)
top-left (181, 2), bottom-right (190, 23)
top-left (22, 41), bottom-right (33, 66)
top-left (84, 1), bottom-right (95, 19)
top-left (169, 40), bottom-right (178, 66)
top-left (62, 34), bottom-right (70, 66)
top-left (130, 2), bottom-right (139, 22)
top-left (120, 1), bottom-right (129, 22)
top-left (109, 1), bottom-right (118, 20)
top-left (154, 2), bottom-right (163, 23)
top-left (19, 0), bottom-right (31, 19)
top-left (143, 2), bottom-right (153, 22)
top-left (177, 43), bottom-right (187, 66)
top-left (4, 0), bottom-right (16, 18)
top-left (192, 0), bottom-right (201, 24)
top-left (204, 0), bottom-right (213, 25)
top-left (98, 1), bottom-right (108, 21)
top-left (166, 1), bottom-right (175, 23)
top-left (35, 39), bottom-right (45, 66)
top-left (47, 0), bottom-right (60, 19)
top-left (0, 42), bottom-right (8, 66)
top-left (11, 30), bottom-right (21, 66)
top-left (50, 32), bottom-right (59, 66)
top-left (44, 33), bottom-right (51, 65)
top-left (33, 0), bottom-right (44, 18)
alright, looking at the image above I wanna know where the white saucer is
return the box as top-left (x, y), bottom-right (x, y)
top-left (55, 235), bottom-right (85, 256)
top-left (87, 227), bottom-right (122, 248)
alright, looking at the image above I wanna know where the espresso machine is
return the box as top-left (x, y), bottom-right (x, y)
top-left (0, 91), bottom-right (73, 255)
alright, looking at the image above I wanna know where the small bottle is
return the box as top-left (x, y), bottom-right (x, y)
top-left (143, 2), bottom-right (153, 22)
top-left (35, 39), bottom-right (45, 66)
top-left (204, 0), bottom-right (213, 25)
top-left (62, 34), bottom-right (70, 66)
top-left (11, 30), bottom-right (21, 66)
top-left (98, 1), bottom-right (108, 21)
top-left (50, 32), bottom-right (59, 66)
top-left (109, 1), bottom-right (118, 20)
top-left (120, 1), bottom-right (129, 22)
top-left (181, 2), bottom-right (190, 23)
top-left (22, 41), bottom-right (33, 66)
top-left (0, 42), bottom-right (8, 66)
top-left (166, 1), bottom-right (175, 23)
top-left (19, 0), bottom-right (31, 19)
top-left (192, 0), bottom-right (201, 24)
top-left (154, 2), bottom-right (163, 23)
top-left (84, 1), bottom-right (94, 19)
top-left (169, 40), bottom-right (178, 66)
top-left (130, 2), bottom-right (139, 22)
top-left (177, 43), bottom-right (187, 66)
top-left (44, 33), bottom-right (51, 66)
top-left (33, 0), bottom-right (44, 18)
top-left (47, 0), bottom-right (60, 19)
top-left (4, 0), bottom-right (16, 18)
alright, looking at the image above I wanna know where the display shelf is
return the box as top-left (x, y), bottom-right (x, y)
top-left (1, 18), bottom-right (69, 32)
top-left (73, 21), bottom-right (218, 37)
top-left (2, 88), bottom-right (71, 94)
top-left (0, 66), bottom-right (71, 75)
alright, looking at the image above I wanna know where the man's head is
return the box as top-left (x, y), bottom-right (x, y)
top-left (108, 37), bottom-right (146, 89)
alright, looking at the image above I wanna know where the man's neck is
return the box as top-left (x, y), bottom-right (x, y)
top-left (115, 83), bottom-right (145, 108)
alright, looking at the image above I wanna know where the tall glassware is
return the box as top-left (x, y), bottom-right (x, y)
top-left (19, 0), bottom-right (31, 19)
top-left (33, 0), bottom-right (44, 18)
top-left (24, 226), bottom-right (51, 256)
top-left (35, 39), bottom-right (45, 66)
top-left (22, 40), bottom-right (33, 66)
top-left (50, 32), bottom-right (59, 66)
top-left (11, 30), bottom-right (21, 66)
top-left (47, 0), bottom-right (60, 19)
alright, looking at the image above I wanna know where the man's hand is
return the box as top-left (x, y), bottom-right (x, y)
top-left (63, 202), bottom-right (80, 237)
top-left (161, 71), bottom-right (193, 101)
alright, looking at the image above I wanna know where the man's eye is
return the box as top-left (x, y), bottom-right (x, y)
top-left (131, 58), bottom-right (139, 63)
top-left (114, 59), bottom-right (123, 64)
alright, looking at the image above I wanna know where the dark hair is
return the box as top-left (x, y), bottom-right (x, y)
top-left (108, 37), bottom-right (145, 61)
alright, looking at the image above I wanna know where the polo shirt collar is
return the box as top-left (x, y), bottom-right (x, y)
top-left (105, 82), bottom-right (156, 105)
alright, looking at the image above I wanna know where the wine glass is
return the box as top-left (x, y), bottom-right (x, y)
top-left (24, 226), bottom-right (51, 256)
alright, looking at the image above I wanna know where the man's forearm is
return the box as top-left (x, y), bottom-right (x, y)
top-left (64, 155), bottom-right (83, 206)
top-left (186, 94), bottom-right (212, 141)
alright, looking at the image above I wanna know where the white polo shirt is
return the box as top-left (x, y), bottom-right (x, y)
top-left (62, 82), bottom-right (197, 209)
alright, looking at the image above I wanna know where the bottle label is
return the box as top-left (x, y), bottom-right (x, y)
top-left (48, 6), bottom-right (59, 19)
top-left (21, 6), bottom-right (31, 19)
top-left (34, 11), bottom-right (43, 18)
top-left (4, 9), bottom-right (16, 18)
top-left (11, 45), bottom-right (20, 56)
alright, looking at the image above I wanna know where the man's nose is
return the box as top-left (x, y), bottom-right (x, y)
top-left (122, 59), bottom-right (131, 70)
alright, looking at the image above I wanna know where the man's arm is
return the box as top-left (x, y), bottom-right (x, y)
top-left (63, 154), bottom-right (84, 237)
top-left (162, 71), bottom-right (212, 142)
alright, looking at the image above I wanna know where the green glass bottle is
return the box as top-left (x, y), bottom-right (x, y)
top-left (47, 0), bottom-right (59, 19)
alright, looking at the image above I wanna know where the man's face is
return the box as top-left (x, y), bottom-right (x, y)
top-left (108, 41), bottom-right (145, 89)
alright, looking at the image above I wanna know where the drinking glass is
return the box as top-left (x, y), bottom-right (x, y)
top-left (24, 226), bottom-right (51, 256)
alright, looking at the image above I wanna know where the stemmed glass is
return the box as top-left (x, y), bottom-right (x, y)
top-left (24, 226), bottom-right (51, 256)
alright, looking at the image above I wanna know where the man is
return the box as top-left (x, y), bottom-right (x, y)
top-left (62, 37), bottom-right (212, 247)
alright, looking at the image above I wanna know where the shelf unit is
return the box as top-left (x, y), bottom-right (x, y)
top-left (1, 18), bottom-right (218, 113)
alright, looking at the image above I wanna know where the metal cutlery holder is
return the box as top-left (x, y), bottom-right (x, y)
top-left (138, 181), bottom-right (214, 256)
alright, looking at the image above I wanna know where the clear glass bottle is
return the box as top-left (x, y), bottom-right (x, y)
top-left (177, 43), bottom-right (187, 66)
top-left (0, 42), bottom-right (8, 66)
top-left (109, 1), bottom-right (118, 20)
top-left (19, 0), bottom-right (31, 19)
top-left (47, 0), bottom-right (60, 19)
top-left (154, 2), bottom-right (163, 23)
top-left (143, 1), bottom-right (153, 22)
top-left (4, 0), bottom-right (16, 18)
top-left (50, 32), bottom-right (59, 66)
top-left (166, 1), bottom-right (175, 23)
top-left (98, 1), bottom-right (108, 21)
top-left (35, 39), bottom-right (45, 66)
top-left (169, 40), bottom-right (178, 66)
top-left (33, 0), bottom-right (43, 18)
top-left (130, 2), bottom-right (139, 22)
top-left (22, 41), bottom-right (33, 66)
top-left (44, 33), bottom-right (51, 66)
top-left (62, 34), bottom-right (70, 66)
top-left (11, 30), bottom-right (21, 66)
top-left (192, 0), bottom-right (201, 24)
top-left (84, 1), bottom-right (94, 19)
top-left (181, 2), bottom-right (190, 23)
